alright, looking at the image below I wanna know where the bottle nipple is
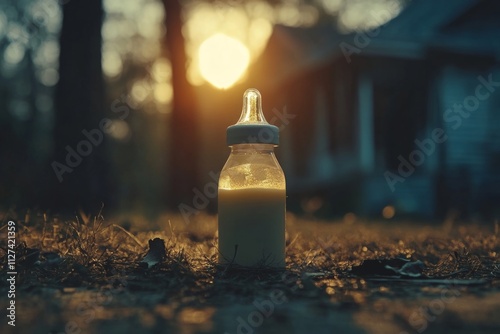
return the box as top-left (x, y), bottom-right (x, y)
top-left (227, 88), bottom-right (279, 146)
top-left (237, 88), bottom-right (267, 124)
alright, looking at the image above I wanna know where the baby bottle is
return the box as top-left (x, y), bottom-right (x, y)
top-left (218, 88), bottom-right (286, 268)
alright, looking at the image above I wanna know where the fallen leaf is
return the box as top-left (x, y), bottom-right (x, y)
top-left (140, 238), bottom-right (166, 269)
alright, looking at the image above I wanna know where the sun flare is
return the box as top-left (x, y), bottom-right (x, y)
top-left (198, 34), bottom-right (250, 89)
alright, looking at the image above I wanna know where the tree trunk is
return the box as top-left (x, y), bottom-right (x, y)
top-left (163, 0), bottom-right (200, 208)
top-left (47, 0), bottom-right (108, 212)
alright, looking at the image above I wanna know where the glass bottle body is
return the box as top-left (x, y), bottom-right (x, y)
top-left (218, 144), bottom-right (286, 268)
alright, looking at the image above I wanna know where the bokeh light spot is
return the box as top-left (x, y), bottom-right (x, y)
top-left (382, 205), bottom-right (396, 219)
top-left (38, 68), bottom-right (59, 86)
top-left (131, 80), bottom-right (150, 103)
top-left (151, 58), bottom-right (172, 82)
top-left (154, 82), bottom-right (173, 104)
top-left (198, 34), bottom-right (250, 89)
top-left (338, 0), bottom-right (402, 32)
top-left (108, 119), bottom-right (131, 141)
top-left (102, 50), bottom-right (123, 78)
top-left (4, 42), bottom-right (25, 65)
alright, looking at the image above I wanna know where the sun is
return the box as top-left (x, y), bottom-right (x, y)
top-left (198, 34), bottom-right (250, 89)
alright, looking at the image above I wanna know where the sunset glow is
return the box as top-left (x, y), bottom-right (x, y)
top-left (198, 34), bottom-right (250, 89)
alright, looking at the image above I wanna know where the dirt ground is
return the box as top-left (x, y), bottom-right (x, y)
top-left (1, 211), bottom-right (499, 334)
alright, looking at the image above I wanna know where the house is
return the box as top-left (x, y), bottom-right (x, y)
top-left (248, 0), bottom-right (500, 220)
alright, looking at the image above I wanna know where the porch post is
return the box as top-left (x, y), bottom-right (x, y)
top-left (358, 74), bottom-right (375, 173)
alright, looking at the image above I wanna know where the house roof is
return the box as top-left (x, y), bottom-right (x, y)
top-left (251, 0), bottom-right (500, 88)
top-left (376, 0), bottom-right (477, 41)
top-left (369, 0), bottom-right (500, 59)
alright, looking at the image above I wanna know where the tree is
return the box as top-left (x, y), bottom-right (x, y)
top-left (163, 0), bottom-right (200, 208)
top-left (46, 0), bottom-right (109, 212)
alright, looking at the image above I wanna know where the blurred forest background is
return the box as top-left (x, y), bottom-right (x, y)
top-left (1, 0), bottom-right (499, 221)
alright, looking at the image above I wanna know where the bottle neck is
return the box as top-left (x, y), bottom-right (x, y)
top-left (230, 143), bottom-right (276, 154)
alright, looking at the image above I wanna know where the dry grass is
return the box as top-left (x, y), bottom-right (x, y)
top-left (2, 210), bottom-right (498, 293)
top-left (0, 210), bottom-right (499, 333)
